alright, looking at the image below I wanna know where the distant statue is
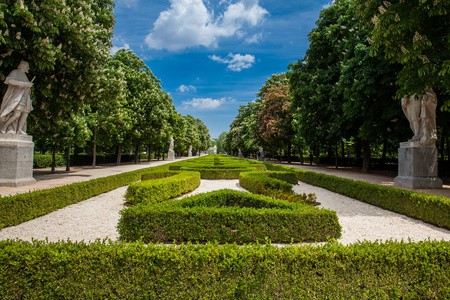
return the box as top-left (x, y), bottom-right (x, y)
top-left (401, 88), bottom-right (437, 146)
top-left (1, 61), bottom-right (34, 134)
top-left (169, 136), bottom-right (174, 152)
top-left (257, 146), bottom-right (264, 161)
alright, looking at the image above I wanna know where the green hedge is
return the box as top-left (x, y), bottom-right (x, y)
top-left (239, 171), bottom-right (317, 205)
top-left (0, 164), bottom-right (173, 229)
top-left (118, 189), bottom-right (341, 243)
top-left (264, 162), bottom-right (450, 229)
top-left (239, 171), bottom-right (296, 194)
top-left (33, 154), bottom-right (65, 168)
top-left (124, 171), bottom-right (201, 205)
top-left (1, 239), bottom-right (449, 299)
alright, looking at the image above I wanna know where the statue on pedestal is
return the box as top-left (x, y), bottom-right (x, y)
top-left (167, 136), bottom-right (175, 161)
top-left (1, 61), bottom-right (34, 135)
top-left (395, 88), bottom-right (442, 189)
top-left (401, 88), bottom-right (437, 146)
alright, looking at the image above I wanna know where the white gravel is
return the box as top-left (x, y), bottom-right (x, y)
top-left (1, 179), bottom-right (449, 245)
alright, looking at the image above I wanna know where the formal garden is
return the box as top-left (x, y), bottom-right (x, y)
top-left (1, 0), bottom-right (450, 298)
top-left (0, 154), bottom-right (449, 298)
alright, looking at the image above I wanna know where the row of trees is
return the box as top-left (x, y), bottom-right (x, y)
top-left (222, 0), bottom-right (449, 173)
top-left (1, 1), bottom-right (211, 171)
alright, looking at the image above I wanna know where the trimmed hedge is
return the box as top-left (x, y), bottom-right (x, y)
top-left (264, 162), bottom-right (450, 229)
top-left (1, 239), bottom-right (449, 298)
top-left (33, 153), bottom-right (65, 168)
top-left (239, 171), bottom-right (296, 194)
top-left (118, 189), bottom-right (341, 243)
top-left (0, 164), bottom-right (173, 229)
top-left (168, 154), bottom-right (267, 179)
top-left (239, 171), bottom-right (317, 205)
top-left (124, 171), bottom-right (201, 205)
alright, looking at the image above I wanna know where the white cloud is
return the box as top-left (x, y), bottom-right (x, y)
top-left (322, 1), bottom-right (335, 9)
top-left (245, 32), bottom-right (263, 44)
top-left (182, 97), bottom-right (234, 110)
top-left (145, 0), bottom-right (269, 51)
top-left (110, 42), bottom-right (130, 55)
top-left (177, 85), bottom-right (197, 92)
top-left (209, 53), bottom-right (255, 71)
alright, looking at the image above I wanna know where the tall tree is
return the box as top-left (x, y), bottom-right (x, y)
top-left (1, 0), bottom-right (115, 170)
top-left (257, 85), bottom-right (294, 163)
top-left (354, 0), bottom-right (450, 106)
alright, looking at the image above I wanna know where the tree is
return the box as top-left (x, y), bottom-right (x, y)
top-left (1, 0), bottom-right (115, 170)
top-left (354, 0), bottom-right (450, 105)
top-left (257, 85), bottom-right (294, 163)
top-left (109, 49), bottom-right (164, 164)
top-left (89, 54), bottom-right (131, 167)
top-left (257, 73), bottom-right (289, 99)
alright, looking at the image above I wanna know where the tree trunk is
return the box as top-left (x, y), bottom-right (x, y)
top-left (74, 145), bottom-right (80, 156)
top-left (362, 140), bottom-right (371, 173)
top-left (51, 145), bottom-right (56, 173)
top-left (356, 139), bottom-right (362, 160)
top-left (287, 144), bottom-right (292, 164)
top-left (341, 141), bottom-right (345, 166)
top-left (335, 141), bottom-right (338, 169)
top-left (439, 128), bottom-right (445, 160)
top-left (92, 128), bottom-right (97, 168)
top-left (116, 144), bottom-right (122, 166)
top-left (315, 143), bottom-right (319, 165)
top-left (299, 146), bottom-right (304, 165)
top-left (148, 144), bottom-right (152, 162)
top-left (381, 139), bottom-right (387, 168)
top-left (134, 143), bottom-right (139, 164)
top-left (66, 146), bottom-right (71, 172)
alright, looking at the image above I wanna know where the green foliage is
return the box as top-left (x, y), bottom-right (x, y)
top-left (118, 189), bottom-right (340, 243)
top-left (0, 0), bottom-right (115, 146)
top-left (124, 171), bottom-right (201, 205)
top-left (1, 239), bottom-right (449, 298)
top-left (355, 0), bottom-right (450, 101)
top-left (239, 171), bottom-right (295, 194)
top-left (33, 154), bottom-right (65, 168)
top-left (265, 163), bottom-right (450, 229)
top-left (239, 171), bottom-right (317, 205)
top-left (169, 154), bottom-right (267, 179)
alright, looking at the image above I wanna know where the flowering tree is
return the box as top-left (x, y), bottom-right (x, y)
top-left (0, 0), bottom-right (115, 170)
top-left (355, 0), bottom-right (450, 105)
top-left (257, 85), bottom-right (294, 162)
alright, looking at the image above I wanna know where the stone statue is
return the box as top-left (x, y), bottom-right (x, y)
top-left (1, 61), bottom-right (34, 135)
top-left (257, 146), bottom-right (264, 161)
top-left (401, 88), bottom-right (437, 146)
top-left (169, 136), bottom-right (174, 151)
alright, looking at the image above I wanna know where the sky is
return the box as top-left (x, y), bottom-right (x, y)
top-left (112, 0), bottom-right (333, 139)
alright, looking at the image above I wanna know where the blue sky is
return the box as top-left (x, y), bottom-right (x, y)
top-left (112, 0), bottom-right (332, 139)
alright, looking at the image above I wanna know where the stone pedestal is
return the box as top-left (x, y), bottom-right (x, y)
top-left (394, 141), bottom-right (442, 189)
top-left (188, 151), bottom-right (192, 157)
top-left (167, 150), bottom-right (175, 161)
top-left (0, 133), bottom-right (36, 186)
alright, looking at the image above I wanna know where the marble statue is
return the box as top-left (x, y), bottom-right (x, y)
top-left (1, 61), bottom-right (34, 135)
top-left (188, 145), bottom-right (193, 157)
top-left (257, 146), bottom-right (264, 161)
top-left (167, 136), bottom-right (175, 161)
top-left (169, 136), bottom-right (174, 151)
top-left (401, 89), bottom-right (437, 146)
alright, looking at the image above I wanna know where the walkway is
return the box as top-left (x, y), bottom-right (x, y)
top-left (0, 157), bottom-right (449, 245)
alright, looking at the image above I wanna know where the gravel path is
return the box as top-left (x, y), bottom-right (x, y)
top-left (1, 179), bottom-right (449, 245)
top-left (294, 182), bottom-right (450, 245)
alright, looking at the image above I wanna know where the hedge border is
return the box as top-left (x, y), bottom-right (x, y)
top-left (118, 189), bottom-right (341, 243)
top-left (124, 171), bottom-right (201, 205)
top-left (264, 162), bottom-right (450, 229)
top-left (0, 164), bottom-right (173, 229)
top-left (1, 239), bottom-right (449, 298)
